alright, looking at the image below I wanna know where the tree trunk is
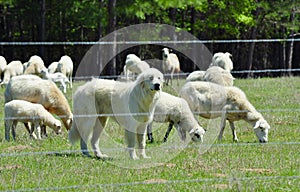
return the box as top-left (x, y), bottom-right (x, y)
top-left (247, 26), bottom-right (257, 78)
top-left (40, 0), bottom-right (46, 58)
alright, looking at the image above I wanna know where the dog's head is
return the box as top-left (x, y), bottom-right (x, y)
top-left (253, 119), bottom-right (270, 143)
top-left (137, 68), bottom-right (164, 92)
top-left (162, 48), bottom-right (170, 59)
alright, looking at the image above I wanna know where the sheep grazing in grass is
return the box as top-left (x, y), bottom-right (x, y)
top-left (210, 52), bottom-right (233, 72)
top-left (186, 70), bottom-right (206, 82)
top-left (47, 62), bottom-right (59, 73)
top-left (0, 56), bottom-right (7, 82)
top-left (162, 48), bottom-right (180, 85)
top-left (180, 81), bottom-right (270, 143)
top-left (147, 91), bottom-right (205, 143)
top-left (4, 100), bottom-right (62, 141)
top-left (1, 61), bottom-right (24, 86)
top-left (203, 66), bottom-right (234, 86)
top-left (56, 55), bottom-right (73, 88)
top-left (5, 75), bottom-right (73, 131)
top-left (123, 54), bottom-right (150, 80)
top-left (24, 55), bottom-right (47, 76)
top-left (41, 69), bottom-right (70, 93)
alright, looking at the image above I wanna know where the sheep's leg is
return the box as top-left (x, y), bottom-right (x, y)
top-left (80, 138), bottom-right (90, 157)
top-left (12, 121), bottom-right (18, 141)
top-left (41, 125), bottom-right (47, 138)
top-left (164, 122), bottom-right (174, 142)
top-left (35, 123), bottom-right (42, 140)
top-left (125, 129), bottom-right (138, 160)
top-left (137, 125), bottom-right (150, 159)
top-left (146, 123), bottom-right (154, 143)
top-left (5, 120), bottom-right (11, 141)
top-left (91, 118), bottom-right (109, 160)
top-left (24, 123), bottom-right (37, 139)
top-left (229, 121), bottom-right (239, 142)
top-left (218, 111), bottom-right (227, 141)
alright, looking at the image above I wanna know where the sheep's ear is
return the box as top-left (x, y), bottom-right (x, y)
top-left (254, 121), bottom-right (260, 129)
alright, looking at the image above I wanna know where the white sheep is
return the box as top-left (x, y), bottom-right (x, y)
top-left (5, 100), bottom-right (62, 141)
top-left (1, 60), bottom-right (24, 86)
top-left (162, 48), bottom-right (180, 85)
top-left (203, 66), bottom-right (234, 86)
top-left (186, 70), bottom-right (206, 82)
top-left (5, 75), bottom-right (73, 131)
top-left (47, 61), bottom-right (59, 73)
top-left (210, 52), bottom-right (233, 72)
top-left (0, 56), bottom-right (7, 82)
top-left (24, 55), bottom-right (47, 76)
top-left (123, 54), bottom-right (150, 80)
top-left (56, 55), bottom-right (73, 88)
top-left (180, 81), bottom-right (270, 143)
top-left (147, 91), bottom-right (205, 143)
top-left (40, 69), bottom-right (70, 93)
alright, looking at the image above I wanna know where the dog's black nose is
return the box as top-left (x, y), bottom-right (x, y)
top-left (154, 83), bottom-right (160, 90)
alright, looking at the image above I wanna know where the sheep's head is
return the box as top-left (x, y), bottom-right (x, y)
top-left (189, 126), bottom-right (205, 142)
top-left (53, 120), bottom-right (62, 135)
top-left (162, 48), bottom-right (170, 58)
top-left (253, 119), bottom-right (270, 143)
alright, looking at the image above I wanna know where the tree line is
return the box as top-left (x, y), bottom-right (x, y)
top-left (0, 0), bottom-right (299, 77)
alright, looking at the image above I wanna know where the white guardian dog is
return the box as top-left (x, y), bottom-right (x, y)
top-left (69, 68), bottom-right (164, 160)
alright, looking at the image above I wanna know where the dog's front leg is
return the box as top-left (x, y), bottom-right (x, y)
top-left (137, 125), bottom-right (150, 159)
top-left (125, 129), bottom-right (138, 160)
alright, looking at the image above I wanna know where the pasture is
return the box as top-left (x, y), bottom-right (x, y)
top-left (0, 76), bottom-right (299, 191)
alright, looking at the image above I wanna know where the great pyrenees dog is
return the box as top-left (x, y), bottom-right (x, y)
top-left (69, 68), bottom-right (164, 160)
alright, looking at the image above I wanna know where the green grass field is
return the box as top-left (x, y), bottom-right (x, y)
top-left (0, 77), bottom-right (299, 191)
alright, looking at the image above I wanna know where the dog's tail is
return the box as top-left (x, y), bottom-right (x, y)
top-left (68, 121), bottom-right (81, 144)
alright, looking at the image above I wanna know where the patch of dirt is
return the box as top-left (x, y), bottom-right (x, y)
top-left (240, 168), bottom-right (273, 174)
top-left (211, 184), bottom-right (229, 189)
top-left (212, 173), bottom-right (227, 177)
top-left (5, 145), bottom-right (34, 152)
top-left (0, 165), bottom-right (22, 171)
top-left (144, 178), bottom-right (167, 184)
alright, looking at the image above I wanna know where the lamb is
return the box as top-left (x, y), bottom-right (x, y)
top-left (123, 54), bottom-right (150, 80)
top-left (1, 61), bottom-right (24, 86)
top-left (4, 75), bottom-right (73, 130)
top-left (162, 48), bottom-right (180, 85)
top-left (210, 52), bottom-right (233, 72)
top-left (5, 100), bottom-right (62, 141)
top-left (47, 62), bottom-right (59, 73)
top-left (0, 56), bottom-right (7, 82)
top-left (147, 91), bottom-right (205, 143)
top-left (180, 81), bottom-right (270, 143)
top-left (56, 55), bottom-right (73, 88)
top-left (186, 70), bottom-right (206, 82)
top-left (41, 69), bottom-right (70, 93)
top-left (203, 66), bottom-right (234, 86)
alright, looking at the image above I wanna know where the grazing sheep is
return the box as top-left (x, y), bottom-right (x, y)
top-left (1, 61), bottom-right (24, 86)
top-left (4, 75), bottom-right (73, 130)
top-left (147, 91), bottom-right (205, 143)
top-left (180, 81), bottom-right (270, 143)
top-left (41, 69), bottom-right (70, 93)
top-left (210, 52), bottom-right (233, 72)
top-left (47, 62), bottom-right (59, 73)
top-left (56, 55), bottom-right (73, 88)
top-left (203, 66), bottom-right (234, 86)
top-left (5, 100), bottom-right (62, 141)
top-left (123, 54), bottom-right (150, 80)
top-left (162, 48), bottom-right (180, 85)
top-left (186, 70), bottom-right (206, 82)
top-left (24, 55), bottom-right (46, 76)
top-left (0, 56), bottom-right (7, 82)
top-left (69, 68), bottom-right (164, 160)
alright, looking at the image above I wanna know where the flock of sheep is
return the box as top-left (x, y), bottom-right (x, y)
top-left (1, 48), bottom-right (271, 160)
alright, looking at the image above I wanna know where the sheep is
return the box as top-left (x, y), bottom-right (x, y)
top-left (1, 61), bottom-right (24, 86)
top-left (123, 54), bottom-right (150, 80)
top-left (0, 56), bottom-right (7, 82)
top-left (162, 48), bottom-right (180, 85)
top-left (47, 62), bottom-right (59, 73)
top-left (56, 55), bottom-right (73, 88)
top-left (4, 100), bottom-right (62, 141)
top-left (210, 52), bottom-right (233, 72)
top-left (24, 55), bottom-right (47, 77)
top-left (180, 81), bottom-right (270, 143)
top-left (4, 75), bottom-right (73, 131)
top-left (147, 91), bottom-right (206, 143)
top-left (186, 70), bottom-right (206, 82)
top-left (203, 66), bottom-right (234, 86)
top-left (40, 69), bottom-right (70, 93)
